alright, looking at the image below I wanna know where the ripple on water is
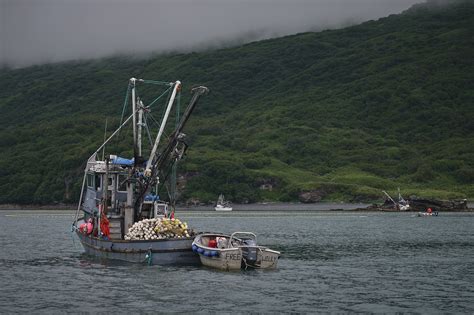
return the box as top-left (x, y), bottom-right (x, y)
top-left (0, 211), bottom-right (474, 313)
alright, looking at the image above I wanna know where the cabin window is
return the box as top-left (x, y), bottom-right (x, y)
top-left (106, 193), bottom-right (112, 207)
top-left (118, 175), bottom-right (127, 192)
top-left (95, 175), bottom-right (101, 191)
top-left (86, 174), bottom-right (94, 188)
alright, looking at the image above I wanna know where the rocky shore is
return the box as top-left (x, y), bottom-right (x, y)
top-left (353, 198), bottom-right (474, 212)
top-left (1, 200), bottom-right (472, 212)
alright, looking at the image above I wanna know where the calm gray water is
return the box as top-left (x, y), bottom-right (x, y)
top-left (1, 210), bottom-right (473, 313)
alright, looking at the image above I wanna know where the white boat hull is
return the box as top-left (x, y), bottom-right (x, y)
top-left (192, 233), bottom-right (280, 271)
top-left (199, 248), bottom-right (243, 271)
top-left (215, 206), bottom-right (233, 211)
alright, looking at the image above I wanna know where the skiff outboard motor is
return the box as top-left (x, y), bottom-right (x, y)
top-left (241, 239), bottom-right (257, 263)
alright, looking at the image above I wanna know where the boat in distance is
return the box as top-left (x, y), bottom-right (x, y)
top-left (417, 207), bottom-right (439, 217)
top-left (215, 194), bottom-right (232, 211)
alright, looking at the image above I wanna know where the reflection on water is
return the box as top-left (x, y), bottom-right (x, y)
top-left (0, 210), bottom-right (473, 313)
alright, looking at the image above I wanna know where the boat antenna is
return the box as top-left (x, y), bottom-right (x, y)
top-left (101, 118), bottom-right (108, 160)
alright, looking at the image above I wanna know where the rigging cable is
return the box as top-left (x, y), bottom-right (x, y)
top-left (118, 82), bottom-right (131, 135)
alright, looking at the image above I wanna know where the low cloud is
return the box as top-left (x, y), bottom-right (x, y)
top-left (1, 0), bottom-right (424, 68)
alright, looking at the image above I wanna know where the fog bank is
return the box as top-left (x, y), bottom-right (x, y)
top-left (1, 0), bottom-right (424, 68)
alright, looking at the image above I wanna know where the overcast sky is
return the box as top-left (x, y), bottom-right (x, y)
top-left (1, 0), bottom-right (425, 68)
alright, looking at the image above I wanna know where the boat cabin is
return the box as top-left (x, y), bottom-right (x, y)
top-left (81, 156), bottom-right (168, 239)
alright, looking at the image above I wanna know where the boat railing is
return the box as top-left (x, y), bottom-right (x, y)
top-left (229, 232), bottom-right (257, 248)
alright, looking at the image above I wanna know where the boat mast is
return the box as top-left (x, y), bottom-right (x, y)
top-left (130, 78), bottom-right (139, 164)
top-left (170, 89), bottom-right (181, 212)
top-left (382, 190), bottom-right (397, 207)
top-left (153, 86), bottom-right (209, 174)
top-left (145, 81), bottom-right (181, 175)
top-left (100, 158), bottom-right (110, 236)
top-left (137, 99), bottom-right (144, 157)
top-left (134, 86), bottom-right (208, 215)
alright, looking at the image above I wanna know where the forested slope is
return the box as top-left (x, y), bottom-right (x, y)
top-left (0, 0), bottom-right (473, 204)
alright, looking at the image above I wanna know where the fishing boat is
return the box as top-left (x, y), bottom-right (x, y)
top-left (72, 78), bottom-right (209, 265)
top-left (417, 212), bottom-right (437, 217)
top-left (417, 208), bottom-right (439, 217)
top-left (192, 232), bottom-right (280, 271)
top-left (215, 194), bottom-right (232, 211)
top-left (382, 188), bottom-right (410, 211)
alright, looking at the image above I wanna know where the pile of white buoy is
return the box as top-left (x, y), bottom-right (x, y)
top-left (124, 217), bottom-right (194, 240)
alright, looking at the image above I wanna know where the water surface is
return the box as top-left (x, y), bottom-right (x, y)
top-left (1, 210), bottom-right (473, 313)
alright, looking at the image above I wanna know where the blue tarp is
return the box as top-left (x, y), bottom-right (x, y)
top-left (144, 194), bottom-right (160, 202)
top-left (111, 156), bottom-right (134, 166)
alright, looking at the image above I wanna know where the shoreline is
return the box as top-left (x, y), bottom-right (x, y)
top-left (0, 202), bottom-right (369, 211)
top-left (1, 202), bottom-right (473, 212)
top-left (0, 204), bottom-right (77, 210)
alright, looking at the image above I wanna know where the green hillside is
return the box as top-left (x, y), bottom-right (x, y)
top-left (0, 0), bottom-right (473, 205)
